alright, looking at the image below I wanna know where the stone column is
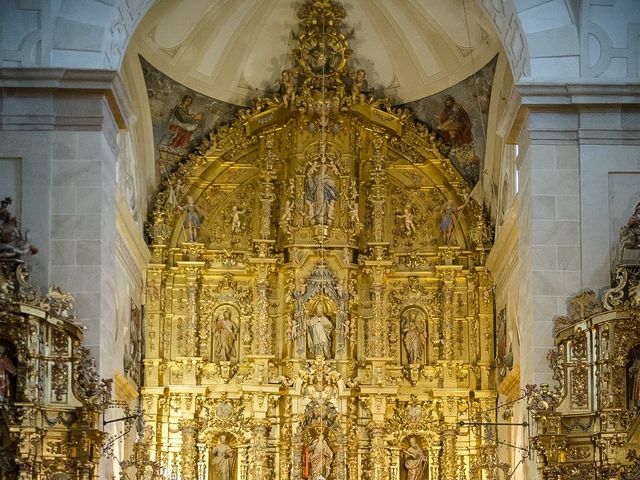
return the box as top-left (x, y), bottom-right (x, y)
top-left (498, 83), bottom-right (640, 480)
top-left (0, 69), bottom-right (150, 480)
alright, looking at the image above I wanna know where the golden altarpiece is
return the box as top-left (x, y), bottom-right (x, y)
top-left (144, 2), bottom-right (496, 479)
top-left (0, 197), bottom-right (112, 480)
top-left (527, 207), bottom-right (640, 480)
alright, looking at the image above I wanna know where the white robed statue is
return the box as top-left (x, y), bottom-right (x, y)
top-left (305, 163), bottom-right (339, 226)
top-left (305, 303), bottom-right (334, 359)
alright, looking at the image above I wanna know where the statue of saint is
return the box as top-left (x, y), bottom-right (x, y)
top-left (180, 196), bottom-right (204, 243)
top-left (618, 201), bottom-right (640, 262)
top-left (213, 309), bottom-right (237, 362)
top-left (306, 303), bottom-right (333, 359)
top-left (436, 194), bottom-right (470, 246)
top-left (0, 345), bottom-right (16, 400)
top-left (308, 434), bottom-right (333, 480)
top-left (404, 437), bottom-right (427, 480)
top-left (210, 435), bottom-right (234, 480)
top-left (305, 163), bottom-right (339, 226)
top-left (629, 348), bottom-right (640, 408)
top-left (402, 310), bottom-right (426, 364)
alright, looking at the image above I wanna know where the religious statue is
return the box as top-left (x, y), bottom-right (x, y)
top-left (397, 207), bottom-right (417, 236)
top-left (0, 197), bottom-right (37, 259)
top-left (308, 434), bottom-right (334, 480)
top-left (281, 69), bottom-right (297, 108)
top-left (402, 310), bottom-right (426, 364)
top-left (617, 201), bottom-right (640, 263)
top-left (0, 344), bottom-right (17, 401)
top-left (437, 95), bottom-right (473, 147)
top-left (628, 346), bottom-right (640, 408)
top-left (281, 199), bottom-right (295, 235)
top-left (210, 435), bottom-right (234, 480)
top-left (350, 69), bottom-right (368, 103)
top-left (161, 94), bottom-right (205, 151)
top-left (306, 303), bottom-right (333, 359)
top-left (305, 163), bottom-right (339, 226)
top-left (404, 437), bottom-right (427, 480)
top-left (180, 196), bottom-right (204, 243)
top-left (230, 205), bottom-right (245, 234)
top-left (213, 309), bottom-right (238, 362)
top-left (436, 194), bottom-right (470, 246)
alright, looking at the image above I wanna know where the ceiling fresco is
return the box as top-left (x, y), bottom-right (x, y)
top-left (140, 55), bottom-right (497, 188)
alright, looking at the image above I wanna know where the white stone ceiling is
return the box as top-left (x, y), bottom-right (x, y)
top-left (130, 0), bottom-right (501, 104)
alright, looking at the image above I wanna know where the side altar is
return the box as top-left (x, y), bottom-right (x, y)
top-left (143, 2), bottom-right (496, 479)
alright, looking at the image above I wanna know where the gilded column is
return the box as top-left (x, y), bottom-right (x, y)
top-left (440, 267), bottom-right (456, 360)
top-left (368, 264), bottom-right (388, 357)
top-left (180, 420), bottom-right (198, 480)
top-left (368, 422), bottom-right (388, 480)
top-left (259, 136), bottom-right (277, 240)
top-left (369, 136), bottom-right (387, 243)
top-left (183, 264), bottom-right (202, 357)
top-left (440, 428), bottom-right (458, 480)
top-left (251, 262), bottom-right (275, 356)
top-left (249, 419), bottom-right (270, 480)
top-left (291, 430), bottom-right (304, 480)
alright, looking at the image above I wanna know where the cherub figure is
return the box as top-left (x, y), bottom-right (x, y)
top-left (350, 69), bottom-right (368, 103)
top-left (397, 207), bottom-right (417, 236)
top-left (281, 69), bottom-right (297, 108)
top-left (230, 205), bottom-right (245, 234)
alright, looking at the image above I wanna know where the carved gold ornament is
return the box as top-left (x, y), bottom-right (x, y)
top-left (143, 1), bottom-right (495, 479)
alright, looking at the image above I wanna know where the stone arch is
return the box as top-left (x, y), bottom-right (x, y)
top-left (0, 0), bottom-right (588, 80)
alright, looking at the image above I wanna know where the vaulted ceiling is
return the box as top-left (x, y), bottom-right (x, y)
top-left (129, 0), bottom-right (501, 104)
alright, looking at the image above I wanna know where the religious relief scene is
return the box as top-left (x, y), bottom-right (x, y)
top-left (1, 0), bottom-right (640, 479)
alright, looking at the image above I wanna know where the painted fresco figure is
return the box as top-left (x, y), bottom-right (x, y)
top-left (404, 437), bottom-right (427, 480)
top-left (437, 95), bottom-right (473, 147)
top-left (210, 435), bottom-right (234, 480)
top-left (306, 303), bottom-right (333, 359)
top-left (305, 163), bottom-right (339, 226)
top-left (213, 309), bottom-right (237, 362)
top-left (308, 434), bottom-right (333, 480)
top-left (164, 95), bottom-right (205, 149)
top-left (402, 310), bottom-right (426, 364)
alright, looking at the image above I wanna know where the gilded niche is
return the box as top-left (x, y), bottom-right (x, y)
top-left (143, 1), bottom-right (495, 479)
